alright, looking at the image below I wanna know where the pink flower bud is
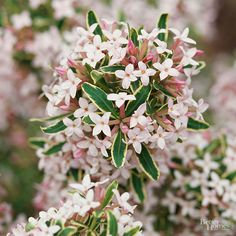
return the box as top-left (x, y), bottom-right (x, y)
top-left (67, 59), bottom-right (77, 67)
top-left (120, 124), bottom-right (129, 134)
top-left (55, 67), bottom-right (67, 76)
top-left (73, 149), bottom-right (85, 159)
top-left (127, 40), bottom-right (138, 55)
top-left (129, 56), bottom-right (137, 64)
top-left (195, 49), bottom-right (204, 57)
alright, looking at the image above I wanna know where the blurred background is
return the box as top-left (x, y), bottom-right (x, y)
top-left (1, 0), bottom-right (236, 234)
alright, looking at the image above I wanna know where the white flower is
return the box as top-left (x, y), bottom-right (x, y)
top-left (154, 39), bottom-right (172, 54)
top-left (130, 103), bottom-right (149, 128)
top-left (189, 170), bottom-right (208, 188)
top-left (84, 35), bottom-right (106, 55)
top-left (107, 92), bottom-right (135, 108)
top-left (168, 100), bottom-right (188, 129)
top-left (153, 58), bottom-right (179, 81)
top-left (76, 137), bottom-right (100, 157)
top-left (82, 50), bottom-right (104, 68)
top-left (179, 200), bottom-right (197, 217)
top-left (103, 29), bottom-right (128, 45)
top-left (223, 184), bottom-right (236, 203)
top-left (208, 172), bottom-right (229, 196)
top-left (180, 47), bottom-right (198, 66)
top-left (115, 64), bottom-right (137, 89)
top-left (70, 174), bottom-right (107, 194)
top-left (74, 97), bottom-right (97, 118)
top-left (134, 61), bottom-right (156, 86)
top-left (72, 189), bottom-right (100, 216)
top-left (127, 128), bottom-right (150, 154)
top-left (11, 11), bottom-right (32, 30)
top-left (149, 126), bottom-right (171, 149)
top-left (193, 98), bottom-right (209, 120)
top-left (89, 112), bottom-right (111, 137)
top-left (202, 188), bottom-right (218, 206)
top-left (170, 27), bottom-right (196, 44)
top-left (63, 117), bottom-right (83, 137)
top-left (113, 189), bottom-right (136, 213)
top-left (138, 28), bottom-right (165, 42)
top-left (38, 222), bottom-right (60, 236)
top-left (61, 69), bottom-right (81, 98)
top-left (195, 153), bottom-right (219, 174)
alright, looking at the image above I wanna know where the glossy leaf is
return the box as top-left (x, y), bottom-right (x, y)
top-left (157, 13), bottom-right (168, 41)
top-left (100, 65), bottom-right (125, 73)
top-left (106, 211), bottom-right (118, 236)
top-left (44, 141), bottom-right (66, 156)
top-left (82, 82), bottom-right (119, 118)
top-left (111, 130), bottom-right (128, 168)
top-left (100, 181), bottom-right (118, 209)
top-left (153, 81), bottom-right (174, 97)
top-left (58, 227), bottom-right (77, 236)
top-left (41, 120), bottom-right (66, 134)
top-left (30, 112), bottom-right (72, 123)
top-left (187, 117), bottom-right (209, 130)
top-left (126, 85), bottom-right (151, 116)
top-left (29, 137), bottom-right (46, 149)
top-left (86, 10), bottom-right (103, 37)
top-left (136, 145), bottom-right (160, 180)
top-left (131, 169), bottom-right (145, 202)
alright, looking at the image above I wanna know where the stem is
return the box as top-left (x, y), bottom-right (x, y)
top-left (119, 104), bottom-right (126, 118)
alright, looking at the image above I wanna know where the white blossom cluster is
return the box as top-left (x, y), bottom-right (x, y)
top-left (8, 175), bottom-right (143, 236)
top-left (141, 131), bottom-right (236, 235)
top-left (0, 29), bottom-right (44, 131)
top-left (42, 14), bottom-right (207, 167)
top-left (210, 58), bottom-right (236, 133)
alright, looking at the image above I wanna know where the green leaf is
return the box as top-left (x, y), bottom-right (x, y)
top-left (131, 169), bottom-right (145, 203)
top-left (30, 112), bottom-right (72, 122)
top-left (100, 181), bottom-right (118, 209)
top-left (129, 28), bottom-right (139, 47)
top-left (123, 226), bottom-right (141, 236)
top-left (225, 171), bottom-right (236, 181)
top-left (29, 137), bottom-right (46, 149)
top-left (157, 13), bottom-right (168, 41)
top-left (196, 61), bottom-right (206, 71)
top-left (90, 70), bottom-right (108, 91)
top-left (25, 222), bottom-right (34, 232)
top-left (111, 130), bottom-right (128, 168)
top-left (90, 70), bottom-right (104, 84)
top-left (82, 115), bottom-right (95, 125)
top-left (43, 141), bottom-right (66, 156)
top-left (136, 145), bottom-right (160, 180)
top-left (153, 81), bottom-right (174, 97)
top-left (187, 118), bottom-right (209, 130)
top-left (82, 82), bottom-right (119, 118)
top-left (126, 85), bottom-right (151, 116)
top-left (86, 10), bottom-right (103, 37)
top-left (106, 211), bottom-right (118, 236)
top-left (58, 227), bottom-right (77, 236)
top-left (100, 65), bottom-right (125, 73)
top-left (41, 120), bottom-right (66, 134)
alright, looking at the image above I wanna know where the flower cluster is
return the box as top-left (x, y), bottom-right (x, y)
top-left (8, 175), bottom-right (142, 236)
top-left (210, 58), bottom-right (236, 134)
top-left (141, 131), bottom-right (236, 235)
top-left (35, 11), bottom-right (208, 191)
